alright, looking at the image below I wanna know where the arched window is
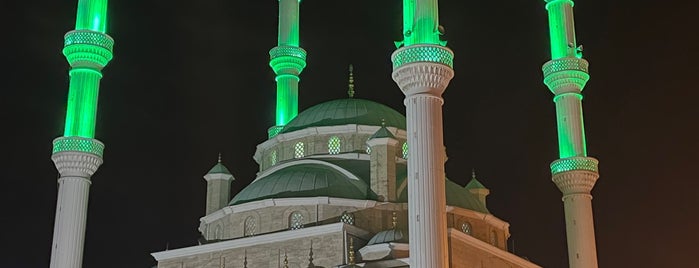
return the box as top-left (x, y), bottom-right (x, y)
top-left (244, 216), bottom-right (256, 237)
top-left (270, 150), bottom-right (277, 166)
top-left (328, 136), bottom-right (341, 154)
top-left (294, 142), bottom-right (305, 158)
top-left (401, 142), bottom-right (409, 159)
top-left (340, 211), bottom-right (355, 225)
top-left (490, 230), bottom-right (498, 246)
top-left (289, 211), bottom-right (304, 230)
top-left (214, 225), bottom-right (222, 240)
top-left (461, 222), bottom-right (472, 235)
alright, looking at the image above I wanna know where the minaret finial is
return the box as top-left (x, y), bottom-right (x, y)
top-left (348, 64), bottom-right (355, 98)
top-left (307, 241), bottom-right (315, 268)
top-left (218, 152), bottom-right (222, 163)
top-left (283, 250), bottom-right (289, 268)
top-left (348, 238), bottom-right (356, 265)
top-left (391, 211), bottom-right (397, 229)
top-left (243, 249), bottom-right (248, 268)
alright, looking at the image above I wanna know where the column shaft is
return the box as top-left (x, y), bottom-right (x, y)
top-left (64, 69), bottom-right (102, 138)
top-left (563, 193), bottom-right (598, 268)
top-left (278, 0), bottom-right (299, 47)
top-left (405, 94), bottom-right (448, 267)
top-left (554, 93), bottom-right (587, 158)
top-left (50, 177), bottom-right (91, 268)
top-left (546, 0), bottom-right (577, 59)
top-left (275, 75), bottom-right (299, 126)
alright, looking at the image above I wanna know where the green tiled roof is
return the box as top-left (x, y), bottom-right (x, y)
top-left (370, 126), bottom-right (396, 140)
top-left (367, 229), bottom-right (406, 245)
top-left (280, 98), bottom-right (406, 134)
top-left (207, 163), bottom-right (231, 175)
top-left (397, 179), bottom-right (489, 214)
top-left (229, 163), bottom-right (374, 205)
top-left (465, 178), bottom-right (487, 190)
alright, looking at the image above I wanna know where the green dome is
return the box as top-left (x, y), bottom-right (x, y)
top-left (280, 98), bottom-right (406, 134)
top-left (230, 163), bottom-right (374, 205)
top-left (398, 179), bottom-right (489, 214)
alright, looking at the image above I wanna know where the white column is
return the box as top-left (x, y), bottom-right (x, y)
top-left (392, 44), bottom-right (454, 268)
top-left (50, 177), bottom-right (91, 268)
top-left (49, 137), bottom-right (103, 268)
top-left (551, 165), bottom-right (599, 268)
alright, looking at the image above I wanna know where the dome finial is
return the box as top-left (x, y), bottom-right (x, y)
top-left (472, 168), bottom-right (476, 180)
top-left (381, 118), bottom-right (386, 127)
top-left (391, 211), bottom-right (398, 229)
top-left (307, 241), bottom-right (315, 268)
top-left (348, 64), bottom-right (355, 98)
top-left (348, 237), bottom-right (356, 265)
top-left (218, 152), bottom-right (222, 163)
top-left (243, 249), bottom-right (248, 268)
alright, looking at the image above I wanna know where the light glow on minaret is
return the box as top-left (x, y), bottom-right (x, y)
top-left (50, 0), bottom-right (113, 267)
top-left (392, 0), bottom-right (454, 267)
top-left (269, 0), bottom-right (306, 138)
top-left (542, 0), bottom-right (600, 267)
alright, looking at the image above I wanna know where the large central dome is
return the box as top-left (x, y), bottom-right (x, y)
top-left (280, 98), bottom-right (406, 134)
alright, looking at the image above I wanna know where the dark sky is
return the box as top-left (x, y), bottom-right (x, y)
top-left (2, 0), bottom-right (698, 267)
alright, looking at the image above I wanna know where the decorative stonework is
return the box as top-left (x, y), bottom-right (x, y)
top-left (550, 156), bottom-right (598, 175)
top-left (391, 45), bottom-right (454, 69)
top-left (552, 169), bottom-right (599, 195)
top-left (53, 136), bottom-right (105, 157)
top-left (269, 45), bottom-right (307, 76)
top-left (51, 151), bottom-right (103, 178)
top-left (63, 30), bottom-right (114, 69)
top-left (392, 62), bottom-right (454, 97)
top-left (542, 57), bottom-right (590, 95)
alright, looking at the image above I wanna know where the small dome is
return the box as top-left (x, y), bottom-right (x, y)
top-left (398, 179), bottom-right (489, 214)
top-left (207, 163), bottom-right (231, 175)
top-left (280, 98), bottom-right (406, 134)
top-left (230, 163), bottom-right (373, 205)
top-left (367, 229), bottom-right (405, 246)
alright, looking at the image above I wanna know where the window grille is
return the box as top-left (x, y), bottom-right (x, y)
top-left (328, 136), bottom-right (341, 154)
top-left (289, 211), bottom-right (304, 230)
top-left (244, 216), bottom-right (256, 237)
top-left (294, 142), bottom-right (304, 158)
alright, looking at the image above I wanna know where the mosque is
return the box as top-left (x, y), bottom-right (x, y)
top-left (48, 0), bottom-right (601, 267)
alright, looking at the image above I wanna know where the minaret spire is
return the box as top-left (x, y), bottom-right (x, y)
top-left (391, 0), bottom-right (454, 267)
top-left (542, 0), bottom-right (600, 267)
top-left (50, 0), bottom-right (114, 267)
top-left (269, 0), bottom-right (307, 138)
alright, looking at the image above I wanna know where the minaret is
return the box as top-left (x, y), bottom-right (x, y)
top-left (49, 0), bottom-right (114, 267)
top-left (541, 0), bottom-right (600, 267)
top-left (391, 0), bottom-right (454, 267)
top-left (268, 0), bottom-right (306, 138)
top-left (204, 154), bottom-right (235, 215)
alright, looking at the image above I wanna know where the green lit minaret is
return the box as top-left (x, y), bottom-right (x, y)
top-left (268, 0), bottom-right (306, 138)
top-left (50, 0), bottom-right (113, 267)
top-left (541, 0), bottom-right (600, 267)
top-left (391, 0), bottom-right (454, 266)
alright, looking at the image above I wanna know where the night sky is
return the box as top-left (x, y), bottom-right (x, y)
top-left (2, 0), bottom-right (698, 267)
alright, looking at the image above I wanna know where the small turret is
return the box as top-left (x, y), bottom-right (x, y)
top-left (465, 169), bottom-right (490, 207)
top-left (366, 120), bottom-right (399, 201)
top-left (203, 154), bottom-right (235, 214)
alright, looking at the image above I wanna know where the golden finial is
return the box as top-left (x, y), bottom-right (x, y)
top-left (348, 238), bottom-right (356, 265)
top-left (283, 250), bottom-right (289, 268)
top-left (308, 241), bottom-right (315, 268)
top-left (243, 250), bottom-right (247, 268)
top-left (348, 64), bottom-right (355, 98)
top-left (392, 211), bottom-right (397, 229)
